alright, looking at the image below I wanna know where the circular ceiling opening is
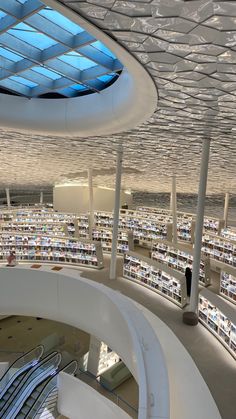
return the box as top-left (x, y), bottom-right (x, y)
top-left (0, 0), bottom-right (123, 99)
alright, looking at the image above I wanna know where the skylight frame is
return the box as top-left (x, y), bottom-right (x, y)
top-left (0, 0), bottom-right (123, 98)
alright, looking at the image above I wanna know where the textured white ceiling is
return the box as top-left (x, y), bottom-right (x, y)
top-left (0, 0), bottom-right (236, 194)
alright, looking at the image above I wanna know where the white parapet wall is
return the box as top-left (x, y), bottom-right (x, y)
top-left (58, 372), bottom-right (131, 419)
top-left (53, 185), bottom-right (133, 213)
top-left (0, 264), bottom-right (221, 419)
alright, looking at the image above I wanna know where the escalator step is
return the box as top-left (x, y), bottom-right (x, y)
top-left (17, 414), bottom-right (25, 419)
top-left (21, 406), bottom-right (30, 415)
top-left (26, 398), bottom-right (35, 407)
top-left (14, 379), bottom-right (21, 385)
top-left (31, 390), bottom-right (40, 398)
top-left (37, 383), bottom-right (45, 391)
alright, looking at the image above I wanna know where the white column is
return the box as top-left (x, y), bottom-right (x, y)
top-left (87, 335), bottom-right (102, 376)
top-left (170, 191), bottom-right (172, 212)
top-left (223, 192), bottom-right (230, 228)
top-left (40, 191), bottom-right (43, 205)
top-left (172, 175), bottom-right (177, 244)
top-left (5, 188), bottom-right (10, 208)
top-left (109, 144), bottom-right (123, 280)
top-left (88, 168), bottom-right (94, 240)
top-left (188, 138), bottom-right (211, 316)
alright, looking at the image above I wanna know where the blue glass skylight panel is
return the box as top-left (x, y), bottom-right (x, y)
top-left (97, 74), bottom-right (116, 83)
top-left (0, 11), bottom-right (7, 19)
top-left (0, 47), bottom-right (23, 62)
top-left (8, 23), bottom-right (56, 49)
top-left (16, 0), bottom-right (32, 4)
top-left (70, 84), bottom-right (87, 91)
top-left (39, 8), bottom-right (84, 35)
top-left (32, 66), bottom-right (61, 80)
top-left (9, 75), bottom-right (38, 88)
top-left (0, 1), bottom-right (122, 98)
top-left (92, 41), bottom-right (117, 59)
top-left (58, 52), bottom-right (95, 71)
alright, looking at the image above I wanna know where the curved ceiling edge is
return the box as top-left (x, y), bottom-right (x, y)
top-left (0, 0), bottom-right (157, 137)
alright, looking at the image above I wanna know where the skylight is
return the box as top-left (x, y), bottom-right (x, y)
top-left (0, 0), bottom-right (123, 98)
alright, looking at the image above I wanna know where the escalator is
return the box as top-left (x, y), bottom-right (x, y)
top-left (20, 360), bottom-right (78, 419)
top-left (1, 351), bottom-right (61, 419)
top-left (0, 345), bottom-right (44, 407)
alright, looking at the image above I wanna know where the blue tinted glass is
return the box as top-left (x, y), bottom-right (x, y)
top-left (97, 74), bottom-right (116, 83)
top-left (0, 78), bottom-right (26, 93)
top-left (9, 75), bottom-right (38, 87)
top-left (39, 8), bottom-right (84, 35)
top-left (58, 85), bottom-right (88, 96)
top-left (0, 47), bottom-right (23, 62)
top-left (0, 2), bottom-right (121, 98)
top-left (8, 23), bottom-right (56, 49)
top-left (16, 0), bottom-right (33, 3)
top-left (32, 66), bottom-right (61, 80)
top-left (92, 41), bottom-right (116, 59)
top-left (71, 84), bottom-right (87, 91)
top-left (59, 52), bottom-right (95, 70)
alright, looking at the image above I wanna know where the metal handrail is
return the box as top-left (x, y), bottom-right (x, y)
top-left (26, 360), bottom-right (78, 419)
top-left (78, 369), bottom-right (138, 414)
top-left (0, 345), bottom-right (44, 397)
top-left (0, 351), bottom-right (60, 418)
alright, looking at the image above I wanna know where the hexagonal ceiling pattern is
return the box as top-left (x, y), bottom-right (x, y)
top-left (0, 0), bottom-right (236, 194)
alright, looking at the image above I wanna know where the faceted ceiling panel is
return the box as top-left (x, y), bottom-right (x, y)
top-left (0, 0), bottom-right (236, 194)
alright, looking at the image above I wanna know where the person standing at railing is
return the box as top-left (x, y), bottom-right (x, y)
top-left (185, 266), bottom-right (192, 297)
top-left (6, 251), bottom-right (17, 267)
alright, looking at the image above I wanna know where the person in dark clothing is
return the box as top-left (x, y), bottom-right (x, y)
top-left (185, 267), bottom-right (192, 297)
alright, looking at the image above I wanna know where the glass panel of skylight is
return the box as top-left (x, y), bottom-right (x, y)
top-left (39, 8), bottom-right (84, 35)
top-left (8, 23), bottom-right (57, 49)
top-left (32, 66), bottom-right (62, 80)
top-left (9, 75), bottom-right (38, 87)
top-left (0, 2), bottom-right (122, 98)
top-left (59, 52), bottom-right (95, 70)
top-left (0, 78), bottom-right (28, 94)
top-left (91, 41), bottom-right (117, 59)
top-left (16, 0), bottom-right (33, 4)
top-left (0, 11), bottom-right (7, 19)
top-left (70, 84), bottom-right (87, 91)
top-left (97, 74), bottom-right (116, 83)
top-left (0, 47), bottom-right (23, 62)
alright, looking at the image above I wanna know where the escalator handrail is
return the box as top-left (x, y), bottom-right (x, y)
top-left (0, 345), bottom-right (44, 397)
top-left (25, 360), bottom-right (78, 419)
top-left (2, 352), bottom-right (61, 419)
top-left (0, 351), bottom-right (58, 417)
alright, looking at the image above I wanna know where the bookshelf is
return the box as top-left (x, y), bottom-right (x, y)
top-left (0, 233), bottom-right (104, 269)
top-left (123, 251), bottom-right (187, 308)
top-left (92, 229), bottom-right (134, 254)
top-left (151, 239), bottom-right (211, 286)
top-left (94, 211), bottom-right (170, 245)
top-left (199, 288), bottom-right (236, 359)
top-left (221, 228), bottom-right (236, 242)
top-left (202, 234), bottom-right (236, 268)
top-left (211, 261), bottom-right (236, 305)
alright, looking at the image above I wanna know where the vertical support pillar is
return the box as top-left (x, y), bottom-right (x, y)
top-left (88, 168), bottom-right (94, 240)
top-left (223, 192), bottom-right (229, 228)
top-left (172, 175), bottom-right (177, 244)
top-left (5, 188), bottom-right (10, 208)
top-left (40, 191), bottom-right (43, 205)
top-left (87, 335), bottom-right (102, 376)
top-left (109, 144), bottom-right (123, 280)
top-left (170, 191), bottom-right (172, 212)
top-left (183, 138), bottom-right (211, 325)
